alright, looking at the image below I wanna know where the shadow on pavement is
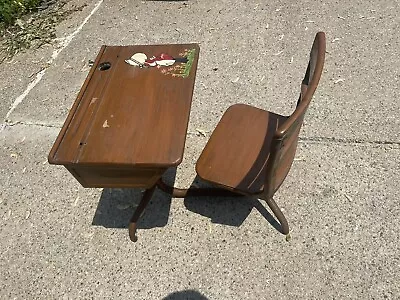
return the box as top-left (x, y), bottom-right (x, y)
top-left (92, 168), bottom-right (281, 233)
top-left (183, 176), bottom-right (281, 231)
top-left (91, 188), bottom-right (172, 229)
top-left (91, 168), bottom-right (177, 230)
top-left (162, 289), bottom-right (209, 300)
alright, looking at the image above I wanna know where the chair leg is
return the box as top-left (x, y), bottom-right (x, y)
top-left (128, 185), bottom-right (157, 242)
top-left (265, 197), bottom-right (291, 241)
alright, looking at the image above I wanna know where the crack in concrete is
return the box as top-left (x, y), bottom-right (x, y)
top-left (4, 121), bottom-right (62, 129)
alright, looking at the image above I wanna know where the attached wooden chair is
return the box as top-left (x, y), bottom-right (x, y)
top-left (128, 32), bottom-right (326, 242)
top-left (195, 32), bottom-right (326, 239)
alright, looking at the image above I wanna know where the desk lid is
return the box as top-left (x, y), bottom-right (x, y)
top-left (49, 44), bottom-right (199, 167)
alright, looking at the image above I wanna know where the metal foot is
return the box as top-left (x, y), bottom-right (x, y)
top-left (129, 223), bottom-right (138, 242)
top-left (285, 233), bottom-right (291, 242)
top-left (128, 185), bottom-right (156, 242)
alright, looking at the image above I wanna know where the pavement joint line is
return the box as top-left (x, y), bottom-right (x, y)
top-left (299, 136), bottom-right (400, 147)
top-left (0, 0), bottom-right (104, 133)
top-left (1, 121), bottom-right (399, 148)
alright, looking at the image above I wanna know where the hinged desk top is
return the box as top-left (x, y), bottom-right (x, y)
top-left (49, 44), bottom-right (200, 168)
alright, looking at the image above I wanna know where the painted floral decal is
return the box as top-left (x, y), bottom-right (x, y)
top-left (125, 48), bottom-right (196, 78)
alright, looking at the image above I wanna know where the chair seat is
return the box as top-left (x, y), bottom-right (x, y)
top-left (196, 104), bottom-right (288, 195)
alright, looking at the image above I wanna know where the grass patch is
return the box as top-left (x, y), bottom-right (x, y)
top-left (0, 0), bottom-right (41, 25)
top-left (0, 1), bottom-right (87, 63)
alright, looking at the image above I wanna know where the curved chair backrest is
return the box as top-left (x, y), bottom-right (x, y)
top-left (263, 32), bottom-right (326, 198)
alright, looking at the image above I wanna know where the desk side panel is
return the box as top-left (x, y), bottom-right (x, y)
top-left (66, 165), bottom-right (165, 188)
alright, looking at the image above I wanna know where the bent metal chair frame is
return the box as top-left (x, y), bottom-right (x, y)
top-left (129, 32), bottom-right (326, 242)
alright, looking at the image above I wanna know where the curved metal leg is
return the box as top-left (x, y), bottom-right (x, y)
top-left (265, 197), bottom-right (290, 240)
top-left (156, 178), bottom-right (242, 198)
top-left (128, 185), bottom-right (156, 242)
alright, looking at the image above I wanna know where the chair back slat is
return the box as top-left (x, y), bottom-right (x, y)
top-left (263, 32), bottom-right (326, 198)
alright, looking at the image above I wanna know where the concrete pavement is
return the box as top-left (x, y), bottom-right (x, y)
top-left (1, 0), bottom-right (399, 299)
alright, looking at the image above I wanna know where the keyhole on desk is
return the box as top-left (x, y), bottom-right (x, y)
top-left (99, 62), bottom-right (111, 71)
